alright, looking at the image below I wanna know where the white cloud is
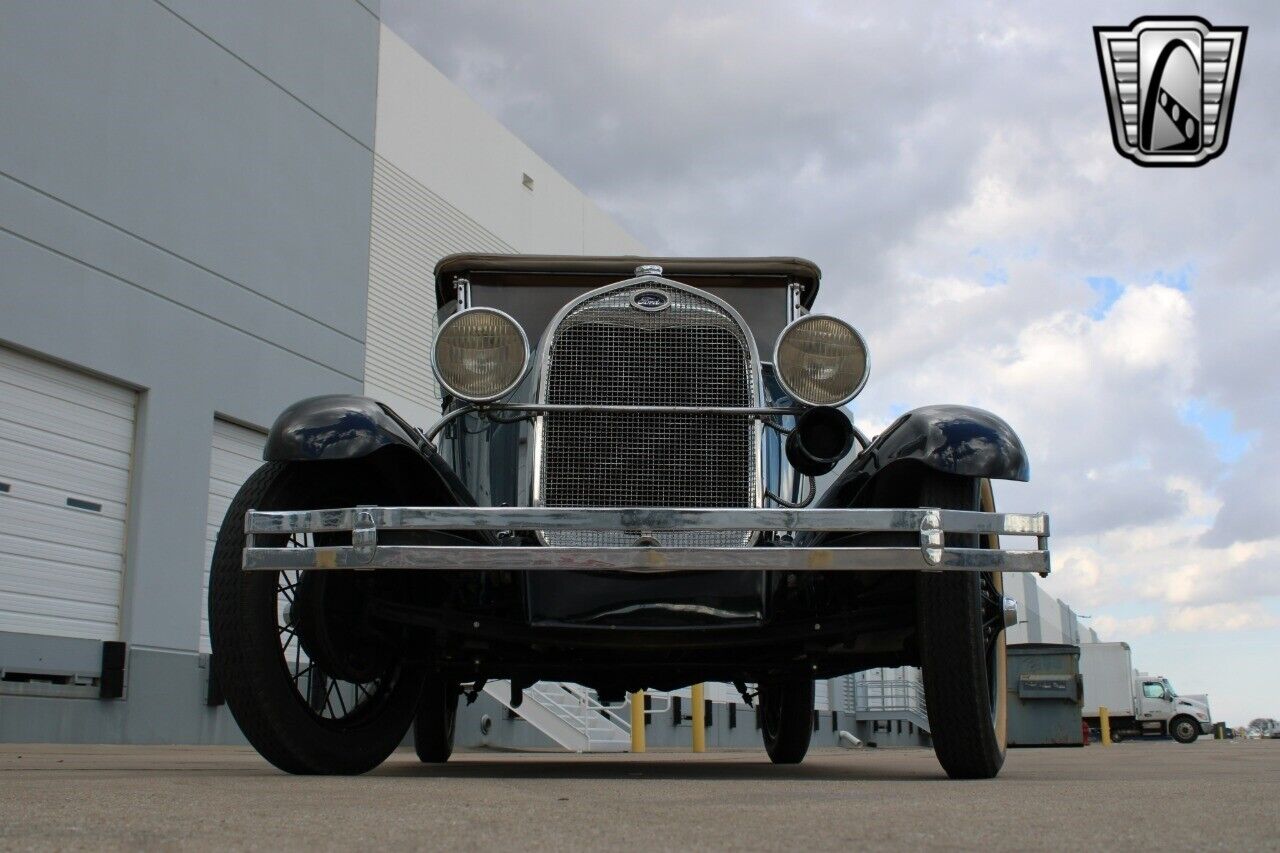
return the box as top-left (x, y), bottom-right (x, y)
top-left (1086, 601), bottom-right (1277, 639)
top-left (1165, 475), bottom-right (1221, 520)
top-left (1135, 537), bottom-right (1280, 607)
top-left (1091, 614), bottom-right (1157, 638)
top-left (1098, 285), bottom-right (1195, 374)
top-left (1168, 603), bottom-right (1280, 633)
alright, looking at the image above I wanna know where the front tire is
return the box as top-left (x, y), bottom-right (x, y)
top-left (414, 679), bottom-right (459, 762)
top-left (1170, 716), bottom-right (1200, 744)
top-left (209, 462), bottom-right (422, 775)
top-left (916, 472), bottom-right (1007, 779)
top-left (759, 676), bottom-right (815, 764)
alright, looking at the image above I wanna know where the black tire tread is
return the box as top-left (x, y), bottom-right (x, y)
top-left (414, 680), bottom-right (458, 763)
top-left (760, 677), bottom-right (815, 764)
top-left (916, 472), bottom-right (1006, 780)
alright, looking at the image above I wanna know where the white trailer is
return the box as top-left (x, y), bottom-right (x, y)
top-left (1080, 642), bottom-right (1136, 718)
top-left (1079, 642), bottom-right (1212, 743)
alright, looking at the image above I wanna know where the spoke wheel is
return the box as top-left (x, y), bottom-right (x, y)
top-left (275, 555), bottom-right (396, 728)
top-left (979, 573), bottom-right (1006, 663)
top-left (210, 462), bottom-right (422, 775)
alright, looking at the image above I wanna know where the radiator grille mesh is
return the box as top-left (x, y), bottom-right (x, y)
top-left (539, 283), bottom-right (758, 547)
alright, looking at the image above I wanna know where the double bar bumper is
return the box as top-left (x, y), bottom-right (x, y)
top-left (242, 507), bottom-right (1050, 575)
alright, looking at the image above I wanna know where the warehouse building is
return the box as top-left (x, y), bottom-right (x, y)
top-left (0, 1), bottom-right (640, 743)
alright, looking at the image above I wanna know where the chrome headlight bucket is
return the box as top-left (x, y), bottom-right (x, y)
top-left (773, 314), bottom-right (870, 407)
top-left (433, 307), bottom-right (530, 402)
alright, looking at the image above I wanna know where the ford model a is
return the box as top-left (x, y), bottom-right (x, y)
top-left (209, 254), bottom-right (1050, 778)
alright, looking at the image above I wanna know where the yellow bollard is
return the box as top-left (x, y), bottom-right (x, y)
top-left (1099, 706), bottom-right (1111, 746)
top-left (629, 691), bottom-right (646, 753)
top-left (691, 683), bottom-right (706, 753)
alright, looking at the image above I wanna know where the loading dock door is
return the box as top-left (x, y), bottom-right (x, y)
top-left (200, 418), bottom-right (266, 653)
top-left (0, 346), bottom-right (136, 641)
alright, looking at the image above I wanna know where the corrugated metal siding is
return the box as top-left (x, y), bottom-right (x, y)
top-left (814, 679), bottom-right (830, 712)
top-left (200, 419), bottom-right (266, 653)
top-left (364, 155), bottom-right (514, 419)
top-left (0, 346), bottom-right (136, 641)
top-left (840, 674), bottom-right (858, 714)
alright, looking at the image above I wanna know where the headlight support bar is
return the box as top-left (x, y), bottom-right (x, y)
top-left (425, 403), bottom-right (811, 442)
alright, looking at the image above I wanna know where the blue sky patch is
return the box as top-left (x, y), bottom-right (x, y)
top-left (1153, 263), bottom-right (1195, 292)
top-left (983, 266), bottom-right (1008, 285)
top-left (1180, 399), bottom-right (1254, 464)
top-left (1086, 275), bottom-right (1123, 319)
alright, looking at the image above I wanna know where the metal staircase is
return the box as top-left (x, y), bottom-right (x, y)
top-left (483, 681), bottom-right (632, 752)
top-left (846, 667), bottom-right (931, 734)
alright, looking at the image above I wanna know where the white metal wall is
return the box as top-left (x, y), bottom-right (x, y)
top-left (1006, 572), bottom-right (1082, 646)
top-left (0, 346), bottom-right (136, 641)
top-left (364, 155), bottom-right (514, 428)
top-left (199, 419), bottom-right (266, 653)
top-left (373, 27), bottom-right (645, 262)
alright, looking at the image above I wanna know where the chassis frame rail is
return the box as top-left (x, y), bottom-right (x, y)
top-left (242, 507), bottom-right (1049, 575)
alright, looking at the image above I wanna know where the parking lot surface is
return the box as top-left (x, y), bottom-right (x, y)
top-left (2, 740), bottom-right (1277, 850)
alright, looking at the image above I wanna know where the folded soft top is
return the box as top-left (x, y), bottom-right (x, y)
top-left (432, 254), bottom-right (821, 309)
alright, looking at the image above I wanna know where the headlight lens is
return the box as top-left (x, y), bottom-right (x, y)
top-left (774, 315), bottom-right (869, 406)
top-left (433, 308), bottom-right (529, 402)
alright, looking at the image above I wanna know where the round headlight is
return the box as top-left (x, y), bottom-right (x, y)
top-left (773, 315), bottom-right (870, 406)
top-left (433, 308), bottom-right (529, 402)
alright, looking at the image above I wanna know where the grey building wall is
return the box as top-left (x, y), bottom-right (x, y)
top-left (0, 0), bottom-right (380, 740)
top-left (1059, 600), bottom-right (1079, 645)
top-left (1020, 572), bottom-right (1044, 643)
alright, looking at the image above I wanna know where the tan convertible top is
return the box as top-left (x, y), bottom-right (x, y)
top-left (433, 254), bottom-right (821, 309)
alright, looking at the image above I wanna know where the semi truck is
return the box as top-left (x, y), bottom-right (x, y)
top-left (1080, 642), bottom-right (1212, 743)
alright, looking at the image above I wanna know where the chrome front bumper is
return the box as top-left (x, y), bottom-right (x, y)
top-left (242, 507), bottom-right (1050, 575)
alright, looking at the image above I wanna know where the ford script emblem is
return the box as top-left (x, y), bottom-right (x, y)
top-left (631, 290), bottom-right (670, 312)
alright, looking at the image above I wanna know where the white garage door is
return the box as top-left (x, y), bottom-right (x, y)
top-left (200, 418), bottom-right (266, 652)
top-left (0, 346), bottom-right (136, 641)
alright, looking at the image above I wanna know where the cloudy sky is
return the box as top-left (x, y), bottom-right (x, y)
top-left (385, 1), bottom-right (1279, 724)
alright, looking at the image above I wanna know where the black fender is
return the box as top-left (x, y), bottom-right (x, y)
top-left (818, 404), bottom-right (1029, 509)
top-left (263, 394), bottom-right (476, 508)
top-left (265, 394), bottom-right (422, 461)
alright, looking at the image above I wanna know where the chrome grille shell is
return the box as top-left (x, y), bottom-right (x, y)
top-left (534, 278), bottom-right (762, 547)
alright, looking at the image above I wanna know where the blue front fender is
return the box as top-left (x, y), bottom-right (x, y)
top-left (819, 404), bottom-right (1029, 508)
top-left (263, 394), bottom-right (478, 508)
top-left (264, 394), bottom-right (422, 461)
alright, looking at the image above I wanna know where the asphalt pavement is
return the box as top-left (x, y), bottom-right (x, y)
top-left (2, 740), bottom-right (1277, 850)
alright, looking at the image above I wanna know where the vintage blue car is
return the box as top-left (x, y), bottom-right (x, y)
top-left (209, 254), bottom-right (1049, 778)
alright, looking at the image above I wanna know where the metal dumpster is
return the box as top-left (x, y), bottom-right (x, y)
top-left (1006, 643), bottom-right (1083, 747)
